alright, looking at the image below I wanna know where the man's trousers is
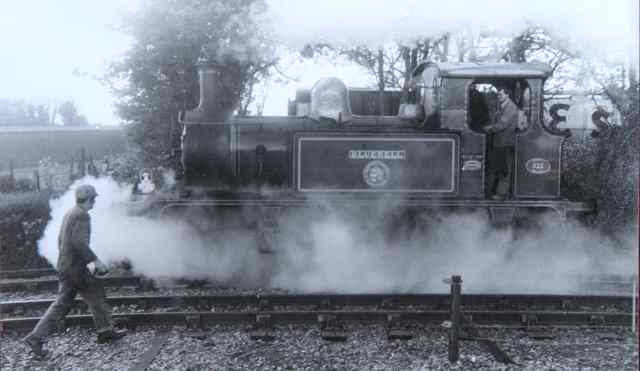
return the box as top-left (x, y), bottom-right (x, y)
top-left (488, 146), bottom-right (515, 198)
top-left (26, 272), bottom-right (113, 341)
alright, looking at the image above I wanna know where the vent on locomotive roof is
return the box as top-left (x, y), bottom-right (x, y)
top-left (310, 77), bottom-right (353, 123)
top-left (290, 88), bottom-right (311, 117)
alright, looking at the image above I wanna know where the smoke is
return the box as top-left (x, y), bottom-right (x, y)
top-left (38, 177), bottom-right (267, 285)
top-left (271, 203), bottom-right (635, 293)
top-left (38, 177), bottom-right (635, 294)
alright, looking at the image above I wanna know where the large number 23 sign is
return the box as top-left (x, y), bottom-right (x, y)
top-left (544, 103), bottom-right (571, 136)
top-left (548, 103), bottom-right (570, 131)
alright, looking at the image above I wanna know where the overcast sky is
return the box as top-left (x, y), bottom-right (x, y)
top-left (0, 0), bottom-right (134, 125)
top-left (0, 0), bottom-right (638, 125)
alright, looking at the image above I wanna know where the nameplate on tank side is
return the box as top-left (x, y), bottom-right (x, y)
top-left (294, 133), bottom-right (459, 193)
top-left (348, 150), bottom-right (406, 160)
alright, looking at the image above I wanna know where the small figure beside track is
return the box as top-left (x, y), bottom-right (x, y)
top-left (23, 184), bottom-right (127, 357)
top-left (483, 88), bottom-right (527, 200)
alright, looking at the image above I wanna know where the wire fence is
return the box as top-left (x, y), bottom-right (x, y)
top-left (0, 147), bottom-right (107, 193)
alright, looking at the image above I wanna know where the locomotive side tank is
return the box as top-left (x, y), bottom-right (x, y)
top-left (154, 60), bottom-right (592, 245)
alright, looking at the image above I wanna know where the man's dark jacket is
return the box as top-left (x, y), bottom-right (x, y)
top-left (57, 205), bottom-right (98, 278)
top-left (489, 98), bottom-right (520, 147)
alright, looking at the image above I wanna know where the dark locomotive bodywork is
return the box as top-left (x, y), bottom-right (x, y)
top-left (153, 61), bottom-right (591, 234)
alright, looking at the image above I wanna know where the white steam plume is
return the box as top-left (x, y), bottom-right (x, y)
top-left (38, 177), bottom-right (267, 286)
top-left (38, 177), bottom-right (635, 294)
top-left (273, 207), bottom-right (635, 293)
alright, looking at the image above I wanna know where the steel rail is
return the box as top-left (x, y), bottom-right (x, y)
top-left (0, 270), bottom-right (634, 294)
top-left (0, 309), bottom-right (631, 333)
top-left (0, 276), bottom-right (143, 292)
top-left (1, 271), bottom-right (632, 284)
top-left (0, 268), bottom-right (56, 280)
top-left (1, 293), bottom-right (632, 316)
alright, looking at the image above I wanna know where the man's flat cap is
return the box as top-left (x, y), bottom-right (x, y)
top-left (76, 184), bottom-right (98, 201)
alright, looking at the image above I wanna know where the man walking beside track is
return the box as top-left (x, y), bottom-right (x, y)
top-left (23, 184), bottom-right (126, 357)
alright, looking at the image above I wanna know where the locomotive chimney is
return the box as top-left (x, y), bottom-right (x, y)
top-left (181, 61), bottom-right (237, 123)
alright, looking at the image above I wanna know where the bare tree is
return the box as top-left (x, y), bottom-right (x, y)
top-left (302, 34), bottom-right (450, 105)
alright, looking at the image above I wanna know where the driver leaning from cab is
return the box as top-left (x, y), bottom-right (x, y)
top-left (483, 88), bottom-right (527, 200)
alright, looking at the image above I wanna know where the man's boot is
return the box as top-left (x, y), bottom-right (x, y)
top-left (23, 336), bottom-right (48, 357)
top-left (97, 328), bottom-right (128, 344)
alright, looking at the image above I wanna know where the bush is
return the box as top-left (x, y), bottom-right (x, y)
top-left (14, 178), bottom-right (36, 193)
top-left (562, 126), bottom-right (639, 236)
top-left (0, 175), bottom-right (15, 193)
top-left (103, 151), bottom-right (142, 185)
top-left (0, 192), bottom-right (52, 270)
top-left (594, 126), bottom-right (639, 236)
top-left (562, 137), bottom-right (599, 201)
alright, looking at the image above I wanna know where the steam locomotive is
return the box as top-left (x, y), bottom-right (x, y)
top-left (143, 60), bottom-right (592, 249)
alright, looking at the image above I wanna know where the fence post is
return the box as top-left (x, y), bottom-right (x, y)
top-left (33, 169), bottom-right (40, 192)
top-left (8, 159), bottom-right (15, 191)
top-left (87, 154), bottom-right (98, 177)
top-left (633, 277), bottom-right (637, 333)
top-left (79, 147), bottom-right (86, 178)
top-left (448, 275), bottom-right (462, 363)
top-left (69, 155), bottom-right (75, 181)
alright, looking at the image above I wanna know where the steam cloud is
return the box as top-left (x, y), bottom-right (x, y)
top-left (38, 177), bottom-right (635, 294)
top-left (38, 177), bottom-right (267, 285)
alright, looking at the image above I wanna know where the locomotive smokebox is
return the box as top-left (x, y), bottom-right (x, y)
top-left (180, 60), bottom-right (245, 188)
top-left (182, 61), bottom-right (238, 123)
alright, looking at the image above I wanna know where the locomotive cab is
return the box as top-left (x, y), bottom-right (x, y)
top-left (411, 62), bottom-right (571, 201)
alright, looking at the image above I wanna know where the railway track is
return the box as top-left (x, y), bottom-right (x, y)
top-left (1, 270), bottom-right (635, 345)
top-left (0, 268), bottom-right (57, 280)
top-left (1, 276), bottom-right (635, 368)
top-left (0, 275), bottom-right (144, 292)
top-left (1, 293), bottom-right (634, 334)
top-left (0, 293), bottom-right (633, 314)
top-left (0, 273), bottom-right (635, 294)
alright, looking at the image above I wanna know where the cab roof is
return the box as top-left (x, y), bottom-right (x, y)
top-left (413, 61), bottom-right (552, 79)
